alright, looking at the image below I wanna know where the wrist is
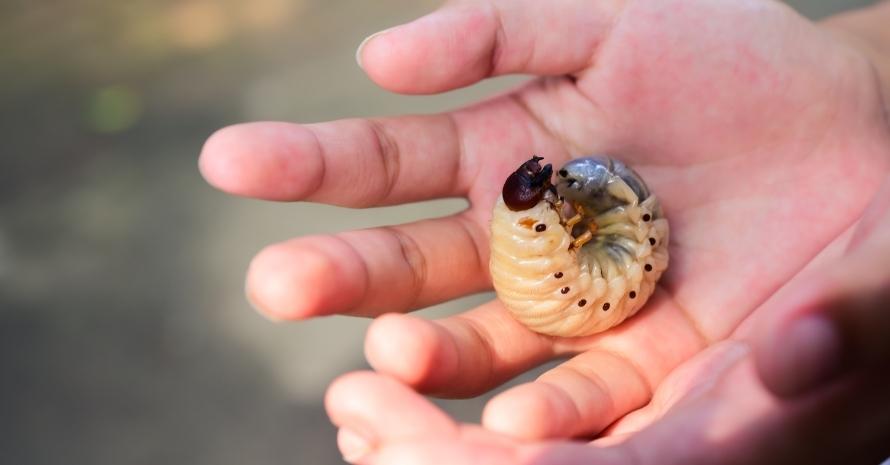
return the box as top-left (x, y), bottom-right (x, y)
top-left (821, 1), bottom-right (890, 113)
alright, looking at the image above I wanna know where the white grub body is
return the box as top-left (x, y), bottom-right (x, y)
top-left (490, 163), bottom-right (668, 337)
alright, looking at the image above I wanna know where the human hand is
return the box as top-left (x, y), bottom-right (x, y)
top-left (198, 0), bottom-right (890, 457)
top-left (324, 174), bottom-right (890, 464)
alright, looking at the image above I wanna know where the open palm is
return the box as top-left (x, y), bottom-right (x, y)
top-left (200, 0), bottom-right (890, 461)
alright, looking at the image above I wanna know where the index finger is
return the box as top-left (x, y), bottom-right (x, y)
top-left (199, 85), bottom-right (579, 207)
top-left (199, 115), bottom-right (465, 206)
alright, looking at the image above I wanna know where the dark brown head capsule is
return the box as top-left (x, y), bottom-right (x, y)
top-left (502, 156), bottom-right (553, 211)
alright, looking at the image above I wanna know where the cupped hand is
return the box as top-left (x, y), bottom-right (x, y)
top-left (199, 0), bottom-right (890, 452)
top-left (325, 173), bottom-right (890, 464)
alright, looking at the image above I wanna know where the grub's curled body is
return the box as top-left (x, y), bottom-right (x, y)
top-left (489, 156), bottom-right (669, 337)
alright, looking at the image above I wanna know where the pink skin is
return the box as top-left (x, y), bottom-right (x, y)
top-left (199, 0), bottom-right (890, 462)
top-left (323, 185), bottom-right (890, 464)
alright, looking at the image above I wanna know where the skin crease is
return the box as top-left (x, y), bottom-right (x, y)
top-left (199, 0), bottom-right (890, 463)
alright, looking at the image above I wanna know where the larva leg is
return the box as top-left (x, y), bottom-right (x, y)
top-left (606, 177), bottom-right (640, 206)
top-left (572, 230), bottom-right (593, 249)
top-left (568, 202), bottom-right (598, 249)
top-left (565, 202), bottom-right (586, 228)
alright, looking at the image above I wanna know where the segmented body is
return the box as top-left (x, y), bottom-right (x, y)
top-left (490, 157), bottom-right (669, 337)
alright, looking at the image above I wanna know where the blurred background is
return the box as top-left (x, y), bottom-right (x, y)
top-left (0, 0), bottom-right (877, 464)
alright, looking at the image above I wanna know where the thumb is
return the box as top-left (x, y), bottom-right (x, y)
top-left (753, 182), bottom-right (890, 398)
top-left (355, 0), bottom-right (619, 94)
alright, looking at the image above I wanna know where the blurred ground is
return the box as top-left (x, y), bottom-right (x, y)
top-left (0, 0), bottom-right (876, 464)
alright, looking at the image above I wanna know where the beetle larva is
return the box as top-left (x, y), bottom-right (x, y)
top-left (489, 156), bottom-right (669, 337)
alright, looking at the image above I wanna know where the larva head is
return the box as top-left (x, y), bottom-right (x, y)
top-left (502, 156), bottom-right (553, 211)
top-left (556, 156), bottom-right (650, 206)
top-left (556, 157), bottom-right (612, 204)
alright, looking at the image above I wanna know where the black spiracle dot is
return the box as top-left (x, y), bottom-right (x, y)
top-left (560, 287), bottom-right (570, 294)
top-left (578, 299), bottom-right (587, 307)
top-left (649, 237), bottom-right (656, 246)
top-left (629, 291), bottom-right (637, 299)
top-left (602, 302), bottom-right (610, 311)
top-left (535, 224), bottom-right (547, 232)
top-left (645, 264), bottom-right (653, 272)
top-left (642, 213), bottom-right (651, 222)
top-left (554, 272), bottom-right (564, 279)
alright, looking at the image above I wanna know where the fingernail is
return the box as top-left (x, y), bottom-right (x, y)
top-left (338, 427), bottom-right (374, 463)
top-left (775, 315), bottom-right (845, 396)
top-left (356, 27), bottom-right (395, 69)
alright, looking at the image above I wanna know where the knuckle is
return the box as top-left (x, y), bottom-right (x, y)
top-left (384, 226), bottom-right (428, 308)
top-left (367, 118), bottom-right (402, 204)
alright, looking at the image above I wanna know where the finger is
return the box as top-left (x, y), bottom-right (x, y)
top-left (326, 371), bottom-right (630, 465)
top-left (200, 91), bottom-right (575, 206)
top-left (356, 0), bottom-right (622, 94)
top-left (482, 350), bottom-right (650, 440)
top-left (326, 371), bottom-right (458, 463)
top-left (364, 303), bottom-right (555, 397)
top-left (327, 372), bottom-right (486, 465)
top-left (368, 439), bottom-right (632, 465)
top-left (246, 214), bottom-right (487, 320)
top-left (361, 436), bottom-right (519, 465)
top-left (603, 341), bottom-right (751, 437)
top-left (326, 371), bottom-right (457, 441)
top-left (621, 355), bottom-right (890, 465)
top-left (754, 252), bottom-right (890, 397)
top-left (366, 289), bottom-right (707, 402)
top-left (481, 290), bottom-right (709, 440)
top-left (754, 184), bottom-right (890, 397)
top-left (200, 116), bottom-right (463, 205)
